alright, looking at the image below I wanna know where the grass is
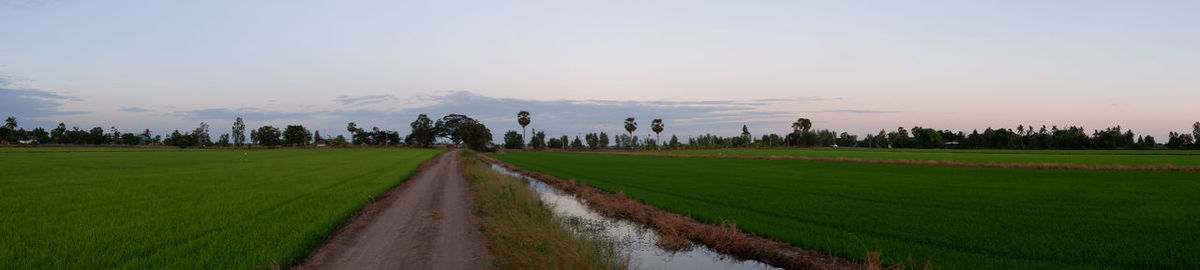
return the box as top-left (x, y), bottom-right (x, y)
top-left (633, 148), bottom-right (1200, 167)
top-left (489, 151), bottom-right (1200, 269)
top-left (0, 147), bottom-right (181, 152)
top-left (459, 151), bottom-right (627, 270)
top-left (0, 148), bottom-right (442, 269)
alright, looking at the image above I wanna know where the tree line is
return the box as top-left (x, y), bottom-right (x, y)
top-left (4, 113), bottom-right (1199, 151)
top-left (495, 112), bottom-right (1200, 151)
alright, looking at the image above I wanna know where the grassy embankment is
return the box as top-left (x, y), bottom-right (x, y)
top-left (490, 151), bottom-right (1200, 269)
top-left (0, 148), bottom-right (441, 269)
top-left (632, 148), bottom-right (1200, 167)
top-left (459, 151), bottom-right (627, 270)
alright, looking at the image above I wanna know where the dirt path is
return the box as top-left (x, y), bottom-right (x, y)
top-left (297, 150), bottom-right (489, 270)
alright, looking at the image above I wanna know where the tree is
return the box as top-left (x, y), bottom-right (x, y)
top-left (51, 123), bottom-right (67, 144)
top-left (251, 126), bottom-right (282, 146)
top-left (88, 127), bottom-right (106, 144)
top-left (1193, 122), bottom-right (1200, 149)
top-left (503, 130), bottom-right (524, 149)
top-left (346, 122), bottom-right (358, 144)
top-left (2, 117), bottom-right (16, 143)
top-left (669, 134), bottom-right (680, 149)
top-left (457, 122), bottom-right (493, 151)
top-left (624, 117), bottom-right (637, 149)
top-left (792, 118), bottom-right (812, 134)
top-left (165, 130), bottom-right (194, 148)
top-left (790, 118), bottom-right (813, 147)
top-left (517, 111), bottom-right (531, 148)
top-left (409, 114), bottom-right (435, 147)
top-left (911, 127), bottom-right (944, 148)
top-left (529, 129), bottom-right (547, 149)
top-left (217, 133), bottom-right (231, 146)
top-left (599, 132), bottom-right (609, 149)
top-left (193, 122), bottom-right (211, 146)
top-left (434, 114), bottom-right (479, 146)
top-left (651, 119), bottom-right (664, 150)
top-left (571, 136), bottom-right (585, 150)
top-left (232, 117), bottom-right (246, 146)
top-left (283, 125), bottom-right (312, 146)
top-left (331, 135), bottom-right (349, 147)
top-left (741, 125), bottom-right (751, 147)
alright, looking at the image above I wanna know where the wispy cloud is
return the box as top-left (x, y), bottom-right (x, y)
top-left (334, 94), bottom-right (396, 106)
top-left (119, 107), bottom-right (149, 113)
top-left (174, 108), bottom-right (316, 121)
top-left (804, 109), bottom-right (899, 114)
top-left (0, 79), bottom-right (87, 119)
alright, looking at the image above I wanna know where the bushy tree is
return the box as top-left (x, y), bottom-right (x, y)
top-left (433, 114), bottom-right (479, 146)
top-left (251, 126), bottom-right (282, 146)
top-left (503, 130), bottom-right (524, 149)
top-left (192, 122), bottom-right (211, 146)
top-left (529, 129), bottom-right (547, 149)
top-left (570, 136), bottom-right (585, 150)
top-left (911, 127), bottom-right (944, 148)
top-left (457, 122), bottom-right (493, 151)
top-left (283, 125), bottom-right (312, 146)
top-left (409, 114), bottom-right (435, 147)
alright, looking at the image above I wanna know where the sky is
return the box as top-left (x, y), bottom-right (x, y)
top-left (2, 0), bottom-right (1198, 140)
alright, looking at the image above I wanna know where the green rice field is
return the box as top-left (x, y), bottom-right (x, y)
top-left (490, 151), bottom-right (1200, 269)
top-left (0, 148), bottom-right (441, 269)
top-left (635, 148), bottom-right (1200, 167)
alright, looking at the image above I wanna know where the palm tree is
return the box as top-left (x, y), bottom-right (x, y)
top-left (517, 111), bottom-right (530, 147)
top-left (791, 118), bottom-right (812, 147)
top-left (650, 119), bottom-right (663, 150)
top-left (346, 122), bottom-right (357, 145)
top-left (624, 117), bottom-right (637, 149)
top-left (4, 117), bottom-right (15, 131)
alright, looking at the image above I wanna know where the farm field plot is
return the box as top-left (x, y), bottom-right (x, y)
top-left (489, 151), bottom-right (1200, 269)
top-left (633, 148), bottom-right (1200, 167)
top-left (0, 148), bottom-right (441, 269)
top-left (0, 147), bottom-right (179, 153)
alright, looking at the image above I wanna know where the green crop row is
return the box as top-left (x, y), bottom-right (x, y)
top-left (636, 148), bottom-right (1200, 167)
top-left (490, 152), bottom-right (1200, 269)
top-left (0, 148), bottom-right (441, 269)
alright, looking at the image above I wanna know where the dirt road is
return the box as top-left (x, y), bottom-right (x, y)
top-left (297, 150), bottom-right (489, 270)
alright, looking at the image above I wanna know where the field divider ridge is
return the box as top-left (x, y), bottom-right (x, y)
top-left (591, 152), bottom-right (1200, 172)
top-left (478, 153), bottom-right (864, 270)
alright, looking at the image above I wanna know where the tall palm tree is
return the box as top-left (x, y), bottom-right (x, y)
top-left (517, 111), bottom-right (530, 147)
top-left (624, 117), bottom-right (637, 149)
top-left (650, 119), bottom-right (663, 150)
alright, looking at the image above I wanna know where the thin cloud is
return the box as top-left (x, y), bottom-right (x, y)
top-left (804, 109), bottom-right (900, 114)
top-left (174, 108), bottom-right (315, 121)
top-left (335, 94), bottom-right (396, 106)
top-left (0, 81), bottom-right (87, 119)
top-left (119, 107), bottom-right (149, 113)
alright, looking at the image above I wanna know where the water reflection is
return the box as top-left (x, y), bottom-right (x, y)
top-left (490, 164), bottom-right (779, 270)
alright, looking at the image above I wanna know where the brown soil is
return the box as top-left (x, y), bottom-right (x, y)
top-left (295, 150), bottom-right (489, 270)
top-left (478, 154), bottom-right (864, 270)
top-left (596, 152), bottom-right (1200, 172)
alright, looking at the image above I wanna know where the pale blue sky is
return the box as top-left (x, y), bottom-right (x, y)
top-left (2, 0), bottom-right (1197, 139)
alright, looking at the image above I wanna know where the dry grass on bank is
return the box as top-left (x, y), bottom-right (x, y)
top-left (458, 151), bottom-right (628, 270)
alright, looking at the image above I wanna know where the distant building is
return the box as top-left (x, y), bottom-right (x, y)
top-left (315, 139), bottom-right (328, 147)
